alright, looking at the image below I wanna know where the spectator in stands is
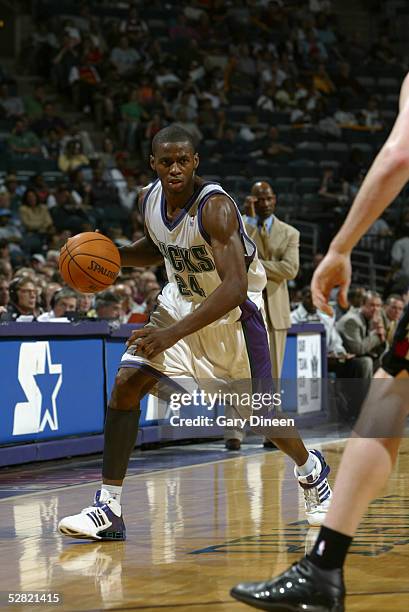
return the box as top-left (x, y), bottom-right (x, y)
top-left (8, 117), bottom-right (42, 158)
top-left (37, 287), bottom-right (78, 321)
top-left (23, 83), bottom-right (47, 120)
top-left (1, 276), bottom-right (38, 321)
top-left (95, 290), bottom-right (123, 321)
top-left (61, 121), bottom-right (95, 157)
top-left (260, 126), bottom-right (294, 160)
top-left (340, 147), bottom-right (366, 183)
top-left (275, 79), bottom-right (298, 110)
top-left (119, 7), bottom-right (149, 46)
top-left (111, 282), bottom-right (146, 323)
top-left (391, 214), bottom-right (409, 277)
top-left (312, 62), bottom-right (336, 95)
top-left (120, 88), bottom-right (147, 152)
top-left (318, 167), bottom-right (349, 205)
top-left (257, 83), bottom-right (277, 113)
top-left (118, 174), bottom-right (138, 212)
top-left (42, 281), bottom-right (62, 311)
top-left (0, 259), bottom-right (12, 281)
top-left (58, 139), bottom-right (89, 173)
top-left (382, 294), bottom-right (404, 345)
top-left (174, 108), bottom-right (203, 145)
top-left (31, 173), bottom-right (50, 204)
top-left (31, 102), bottom-right (67, 138)
top-left (19, 188), bottom-right (54, 253)
top-left (0, 237), bottom-right (10, 262)
top-left (333, 97), bottom-right (360, 128)
top-left (332, 61), bottom-right (366, 98)
top-left (0, 208), bottom-right (24, 256)
top-left (42, 127), bottom-right (62, 161)
top-left (98, 137), bottom-right (116, 169)
top-left (110, 35), bottom-right (140, 77)
top-left (77, 292), bottom-right (94, 316)
top-left (337, 291), bottom-right (386, 373)
top-left (0, 84), bottom-right (24, 118)
top-left (360, 96), bottom-right (383, 130)
top-left (50, 183), bottom-right (93, 234)
top-left (69, 169), bottom-right (91, 208)
top-left (0, 276), bottom-right (9, 308)
top-left (4, 174), bottom-right (25, 212)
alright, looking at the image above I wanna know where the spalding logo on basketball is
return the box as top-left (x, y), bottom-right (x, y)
top-left (59, 232), bottom-right (121, 293)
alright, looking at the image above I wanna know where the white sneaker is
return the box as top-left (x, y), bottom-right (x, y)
top-left (295, 449), bottom-right (332, 527)
top-left (58, 489), bottom-right (126, 541)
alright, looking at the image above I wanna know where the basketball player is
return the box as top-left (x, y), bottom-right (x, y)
top-left (58, 126), bottom-right (332, 541)
top-left (231, 74), bottom-right (409, 611)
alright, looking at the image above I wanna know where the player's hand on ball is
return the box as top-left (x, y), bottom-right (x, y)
top-left (126, 327), bottom-right (179, 358)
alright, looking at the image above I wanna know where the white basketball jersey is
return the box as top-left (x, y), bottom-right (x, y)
top-left (143, 180), bottom-right (266, 324)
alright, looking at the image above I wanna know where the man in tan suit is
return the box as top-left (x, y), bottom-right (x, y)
top-left (224, 181), bottom-right (300, 450)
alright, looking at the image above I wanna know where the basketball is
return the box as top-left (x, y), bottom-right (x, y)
top-left (59, 232), bottom-right (121, 293)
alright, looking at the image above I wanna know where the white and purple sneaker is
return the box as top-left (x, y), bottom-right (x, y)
top-left (296, 449), bottom-right (332, 527)
top-left (58, 489), bottom-right (126, 541)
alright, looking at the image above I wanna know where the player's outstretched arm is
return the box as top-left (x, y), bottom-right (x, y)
top-left (312, 72), bottom-right (409, 315)
top-left (128, 196), bottom-right (248, 358)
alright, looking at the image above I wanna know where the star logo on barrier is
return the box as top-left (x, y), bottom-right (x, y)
top-left (34, 344), bottom-right (62, 431)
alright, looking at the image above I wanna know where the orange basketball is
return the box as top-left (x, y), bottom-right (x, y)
top-left (59, 232), bottom-right (121, 293)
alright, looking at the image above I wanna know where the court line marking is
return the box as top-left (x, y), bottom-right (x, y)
top-left (61, 591), bottom-right (409, 612)
top-left (0, 437), bottom-right (346, 504)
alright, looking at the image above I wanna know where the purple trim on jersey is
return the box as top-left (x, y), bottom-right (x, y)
top-left (197, 189), bottom-right (224, 245)
top-left (120, 360), bottom-right (187, 393)
top-left (141, 179), bottom-right (160, 219)
top-left (240, 299), bottom-right (272, 380)
top-left (160, 182), bottom-right (213, 231)
top-left (197, 190), bottom-right (257, 267)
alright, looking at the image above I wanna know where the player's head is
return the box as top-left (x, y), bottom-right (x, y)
top-left (150, 125), bottom-right (199, 194)
top-left (251, 181), bottom-right (276, 219)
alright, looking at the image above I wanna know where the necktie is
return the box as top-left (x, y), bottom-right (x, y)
top-left (259, 221), bottom-right (269, 251)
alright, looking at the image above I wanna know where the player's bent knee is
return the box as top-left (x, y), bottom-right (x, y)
top-left (109, 367), bottom-right (155, 411)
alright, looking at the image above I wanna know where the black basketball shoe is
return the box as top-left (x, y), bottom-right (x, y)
top-left (230, 556), bottom-right (345, 611)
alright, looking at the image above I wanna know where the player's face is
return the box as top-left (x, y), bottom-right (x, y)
top-left (151, 142), bottom-right (199, 195)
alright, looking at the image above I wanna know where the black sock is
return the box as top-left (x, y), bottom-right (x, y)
top-left (102, 407), bottom-right (140, 481)
top-left (308, 525), bottom-right (352, 570)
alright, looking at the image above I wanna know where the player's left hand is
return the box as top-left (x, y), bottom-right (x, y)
top-left (126, 327), bottom-right (179, 358)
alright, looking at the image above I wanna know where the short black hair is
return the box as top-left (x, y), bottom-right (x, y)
top-left (151, 125), bottom-right (196, 154)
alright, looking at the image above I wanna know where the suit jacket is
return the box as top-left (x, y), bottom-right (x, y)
top-left (245, 216), bottom-right (300, 329)
top-left (336, 310), bottom-right (385, 356)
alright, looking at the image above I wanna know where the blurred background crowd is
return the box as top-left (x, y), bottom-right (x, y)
top-left (0, 0), bottom-right (409, 345)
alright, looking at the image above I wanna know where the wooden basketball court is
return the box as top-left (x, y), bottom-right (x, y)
top-left (0, 438), bottom-right (408, 611)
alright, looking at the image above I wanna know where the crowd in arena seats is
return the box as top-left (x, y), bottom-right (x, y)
top-left (0, 0), bottom-right (408, 340)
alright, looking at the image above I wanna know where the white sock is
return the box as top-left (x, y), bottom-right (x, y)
top-left (101, 484), bottom-right (122, 505)
top-left (296, 451), bottom-right (316, 477)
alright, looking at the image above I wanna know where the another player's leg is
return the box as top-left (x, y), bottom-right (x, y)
top-left (231, 368), bottom-right (409, 611)
top-left (58, 368), bottom-right (156, 541)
